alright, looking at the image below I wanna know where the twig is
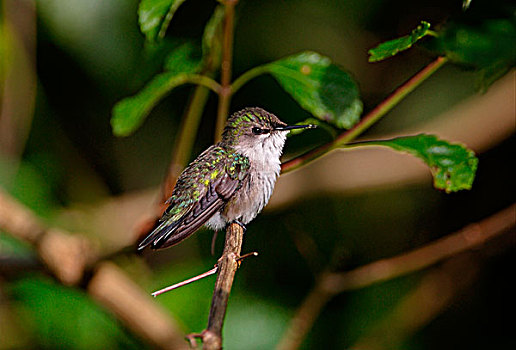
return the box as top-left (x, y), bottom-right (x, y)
top-left (201, 222), bottom-right (245, 350)
top-left (281, 56), bottom-right (448, 174)
top-left (150, 252), bottom-right (256, 300)
top-left (214, 0), bottom-right (238, 141)
top-left (236, 251), bottom-right (258, 263)
top-left (277, 203), bottom-right (516, 350)
top-left (152, 266), bottom-right (219, 297)
top-left (0, 189), bottom-right (188, 350)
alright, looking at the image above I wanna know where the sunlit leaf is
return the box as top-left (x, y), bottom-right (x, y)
top-left (368, 21), bottom-right (432, 62)
top-left (111, 72), bottom-right (195, 136)
top-left (266, 51), bottom-right (363, 129)
top-left (352, 134), bottom-right (478, 193)
top-left (138, 0), bottom-right (188, 42)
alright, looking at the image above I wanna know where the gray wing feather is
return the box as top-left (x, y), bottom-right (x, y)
top-left (137, 173), bottom-right (243, 250)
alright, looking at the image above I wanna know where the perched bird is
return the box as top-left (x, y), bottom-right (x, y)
top-left (138, 107), bottom-right (316, 250)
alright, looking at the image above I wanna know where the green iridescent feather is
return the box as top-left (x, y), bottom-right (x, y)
top-left (162, 145), bottom-right (249, 222)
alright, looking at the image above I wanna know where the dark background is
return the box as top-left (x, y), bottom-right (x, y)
top-left (1, 0), bottom-right (514, 349)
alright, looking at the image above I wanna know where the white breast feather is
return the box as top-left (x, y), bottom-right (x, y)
top-left (224, 132), bottom-right (287, 225)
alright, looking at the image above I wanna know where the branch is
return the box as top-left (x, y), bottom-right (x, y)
top-left (277, 203), bottom-right (516, 350)
top-left (214, 0), bottom-right (238, 141)
top-left (0, 189), bottom-right (188, 350)
top-left (199, 222), bottom-right (245, 350)
top-left (281, 56), bottom-right (448, 174)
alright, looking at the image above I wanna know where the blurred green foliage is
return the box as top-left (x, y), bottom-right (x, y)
top-left (1, 0), bottom-right (514, 349)
top-left (7, 276), bottom-right (143, 349)
top-left (428, 16), bottom-right (516, 89)
top-left (139, 0), bottom-right (189, 42)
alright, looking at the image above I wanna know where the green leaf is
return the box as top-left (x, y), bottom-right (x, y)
top-left (112, 38), bottom-right (206, 137)
top-left (266, 51), bottom-right (363, 129)
top-left (433, 18), bottom-right (516, 89)
top-left (112, 3), bottom-right (223, 137)
top-left (138, 0), bottom-right (188, 42)
top-left (163, 42), bottom-right (202, 73)
top-left (202, 5), bottom-right (225, 66)
top-left (352, 134), bottom-right (478, 193)
top-left (111, 72), bottom-right (194, 136)
top-left (434, 19), bottom-right (516, 67)
top-left (368, 21), bottom-right (432, 62)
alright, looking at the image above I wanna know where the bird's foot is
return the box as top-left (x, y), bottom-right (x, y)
top-left (231, 219), bottom-right (247, 232)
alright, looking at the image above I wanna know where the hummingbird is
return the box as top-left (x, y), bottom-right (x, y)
top-left (138, 107), bottom-right (316, 250)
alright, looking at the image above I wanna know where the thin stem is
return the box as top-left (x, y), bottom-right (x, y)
top-left (230, 64), bottom-right (271, 94)
top-left (161, 85), bottom-right (212, 201)
top-left (184, 74), bottom-right (221, 94)
top-left (152, 266), bottom-right (218, 297)
top-left (158, 1), bottom-right (183, 39)
top-left (215, 90), bottom-right (231, 142)
top-left (281, 56), bottom-right (448, 174)
top-left (214, 0), bottom-right (238, 141)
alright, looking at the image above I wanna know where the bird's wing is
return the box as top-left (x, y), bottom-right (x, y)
top-left (137, 148), bottom-right (249, 250)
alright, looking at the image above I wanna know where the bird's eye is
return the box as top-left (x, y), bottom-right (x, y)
top-left (252, 127), bottom-right (269, 135)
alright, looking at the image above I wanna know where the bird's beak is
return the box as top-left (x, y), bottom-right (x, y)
top-left (274, 124), bottom-right (317, 131)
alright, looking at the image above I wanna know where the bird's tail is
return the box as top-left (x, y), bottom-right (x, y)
top-left (137, 220), bottom-right (179, 251)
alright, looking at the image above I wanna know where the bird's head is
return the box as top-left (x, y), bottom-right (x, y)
top-left (222, 107), bottom-right (316, 159)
